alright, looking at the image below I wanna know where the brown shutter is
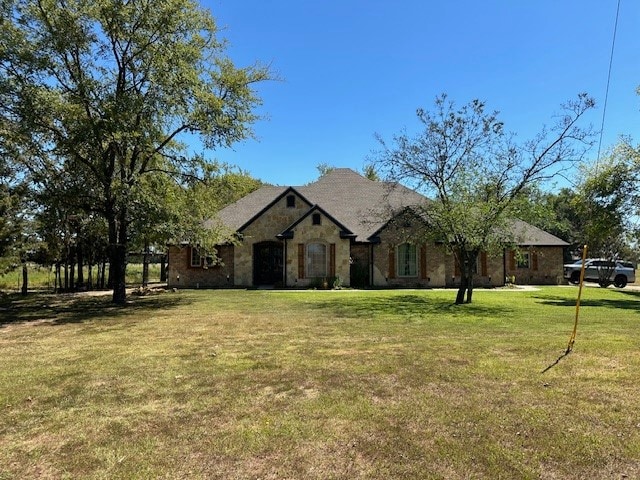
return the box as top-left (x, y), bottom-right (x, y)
top-left (509, 250), bottom-right (516, 270)
top-left (532, 251), bottom-right (538, 271)
top-left (481, 252), bottom-right (488, 276)
top-left (329, 243), bottom-right (336, 277)
top-left (298, 243), bottom-right (305, 279)
top-left (388, 246), bottom-right (396, 279)
top-left (420, 244), bottom-right (427, 279)
top-left (454, 251), bottom-right (461, 277)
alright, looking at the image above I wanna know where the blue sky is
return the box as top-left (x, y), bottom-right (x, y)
top-left (202, 0), bottom-right (640, 187)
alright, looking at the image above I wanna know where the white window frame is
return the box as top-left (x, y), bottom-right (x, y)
top-left (397, 243), bottom-right (417, 277)
top-left (306, 242), bottom-right (328, 278)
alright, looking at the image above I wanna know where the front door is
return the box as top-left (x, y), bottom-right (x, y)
top-left (253, 242), bottom-right (284, 286)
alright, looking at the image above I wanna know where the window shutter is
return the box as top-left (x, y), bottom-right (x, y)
top-left (509, 250), bottom-right (516, 270)
top-left (388, 246), bottom-right (396, 279)
top-left (481, 252), bottom-right (488, 276)
top-left (298, 244), bottom-right (305, 279)
top-left (329, 243), bottom-right (336, 277)
top-left (532, 251), bottom-right (538, 271)
top-left (454, 252), bottom-right (461, 277)
top-left (420, 244), bottom-right (427, 279)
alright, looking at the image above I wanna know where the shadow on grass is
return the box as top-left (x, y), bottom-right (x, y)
top-left (310, 293), bottom-right (515, 320)
top-left (533, 289), bottom-right (640, 312)
top-left (0, 290), bottom-right (189, 328)
top-left (541, 349), bottom-right (573, 373)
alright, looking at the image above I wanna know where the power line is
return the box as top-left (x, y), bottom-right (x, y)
top-left (595, 0), bottom-right (622, 172)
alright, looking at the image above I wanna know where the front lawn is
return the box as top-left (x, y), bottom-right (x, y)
top-left (1, 287), bottom-right (639, 479)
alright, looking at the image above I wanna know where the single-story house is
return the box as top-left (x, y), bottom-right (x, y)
top-left (167, 168), bottom-right (568, 288)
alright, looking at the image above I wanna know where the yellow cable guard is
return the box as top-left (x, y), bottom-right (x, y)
top-left (566, 245), bottom-right (588, 353)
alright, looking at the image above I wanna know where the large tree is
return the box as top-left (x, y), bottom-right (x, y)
top-left (375, 93), bottom-right (595, 304)
top-left (0, 0), bottom-right (270, 303)
top-left (576, 143), bottom-right (639, 265)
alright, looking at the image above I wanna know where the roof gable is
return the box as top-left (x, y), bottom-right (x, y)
top-left (277, 204), bottom-right (356, 240)
top-left (216, 186), bottom-right (313, 233)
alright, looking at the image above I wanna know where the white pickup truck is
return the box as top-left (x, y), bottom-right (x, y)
top-left (563, 258), bottom-right (636, 288)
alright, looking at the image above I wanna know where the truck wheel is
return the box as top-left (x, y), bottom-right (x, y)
top-left (569, 271), bottom-right (580, 284)
top-left (614, 275), bottom-right (627, 288)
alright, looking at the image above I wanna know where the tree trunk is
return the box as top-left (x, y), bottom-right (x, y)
top-left (64, 262), bottom-right (69, 291)
top-left (109, 207), bottom-right (128, 304)
top-left (466, 271), bottom-right (474, 303)
top-left (100, 258), bottom-right (106, 289)
top-left (142, 238), bottom-right (150, 287)
top-left (455, 276), bottom-right (467, 304)
top-left (21, 262), bottom-right (28, 296)
top-left (455, 248), bottom-right (467, 304)
top-left (106, 258), bottom-right (113, 289)
top-left (160, 253), bottom-right (167, 282)
top-left (76, 243), bottom-right (84, 289)
top-left (55, 262), bottom-right (61, 293)
top-left (87, 262), bottom-right (93, 290)
top-left (454, 248), bottom-right (478, 304)
top-left (69, 250), bottom-right (76, 292)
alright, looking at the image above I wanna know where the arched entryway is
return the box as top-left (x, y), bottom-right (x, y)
top-left (253, 241), bottom-right (284, 286)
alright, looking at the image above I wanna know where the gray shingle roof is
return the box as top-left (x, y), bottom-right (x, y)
top-left (215, 168), bottom-right (569, 246)
top-left (509, 219), bottom-right (569, 247)
top-left (215, 185), bottom-right (288, 231)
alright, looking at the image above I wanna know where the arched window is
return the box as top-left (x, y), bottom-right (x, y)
top-left (397, 243), bottom-right (417, 277)
top-left (307, 243), bottom-right (327, 277)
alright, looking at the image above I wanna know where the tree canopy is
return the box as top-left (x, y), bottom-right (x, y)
top-left (1, 0), bottom-right (270, 302)
top-left (375, 93), bottom-right (595, 304)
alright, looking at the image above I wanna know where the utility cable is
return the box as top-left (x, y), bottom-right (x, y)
top-left (595, 0), bottom-right (622, 172)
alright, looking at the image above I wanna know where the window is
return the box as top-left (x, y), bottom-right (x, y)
top-left (517, 252), bottom-right (530, 269)
top-left (307, 243), bottom-right (327, 277)
top-left (190, 247), bottom-right (202, 267)
top-left (312, 213), bottom-right (321, 225)
top-left (286, 195), bottom-right (295, 208)
top-left (397, 243), bottom-right (417, 277)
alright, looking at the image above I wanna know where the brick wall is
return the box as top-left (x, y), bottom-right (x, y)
top-left (167, 244), bottom-right (234, 288)
top-left (505, 246), bottom-right (564, 285)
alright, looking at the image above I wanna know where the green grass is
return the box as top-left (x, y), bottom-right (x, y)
top-left (1, 286), bottom-right (639, 479)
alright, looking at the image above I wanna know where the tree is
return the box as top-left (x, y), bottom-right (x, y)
top-left (514, 187), bottom-right (585, 262)
top-left (128, 162), bottom-right (261, 286)
top-left (375, 93), bottom-right (595, 304)
top-left (316, 163), bottom-right (335, 177)
top-left (0, 146), bottom-right (35, 295)
top-left (0, 161), bottom-right (21, 261)
top-left (1, 0), bottom-right (270, 303)
top-left (574, 144), bottom-right (639, 276)
top-left (362, 163), bottom-right (380, 181)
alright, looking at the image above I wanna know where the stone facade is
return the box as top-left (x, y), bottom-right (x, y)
top-left (233, 192), bottom-right (309, 286)
top-left (285, 211), bottom-right (351, 288)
